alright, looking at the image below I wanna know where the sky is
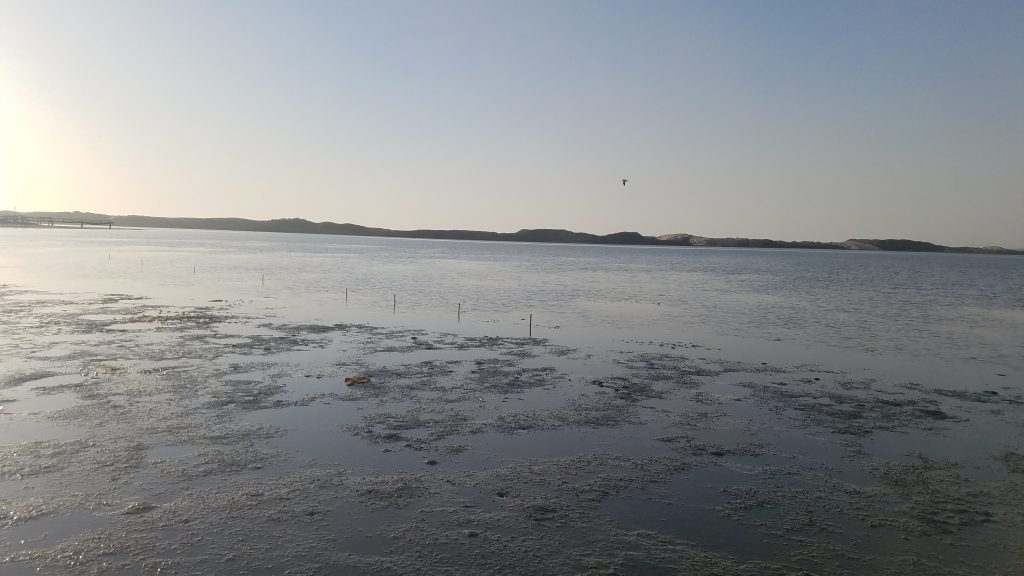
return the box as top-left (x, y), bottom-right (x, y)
top-left (1, 1), bottom-right (1022, 247)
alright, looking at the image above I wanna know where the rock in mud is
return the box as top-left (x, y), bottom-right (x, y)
top-left (121, 501), bottom-right (158, 515)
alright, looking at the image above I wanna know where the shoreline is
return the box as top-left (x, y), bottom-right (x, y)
top-left (3, 210), bottom-right (1021, 255)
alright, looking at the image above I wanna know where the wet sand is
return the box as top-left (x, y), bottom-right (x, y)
top-left (1, 286), bottom-right (1022, 575)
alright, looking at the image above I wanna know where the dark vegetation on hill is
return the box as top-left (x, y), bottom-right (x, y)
top-left (3, 211), bottom-right (1021, 255)
top-left (845, 238), bottom-right (1022, 255)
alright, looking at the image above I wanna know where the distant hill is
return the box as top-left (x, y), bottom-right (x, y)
top-left (3, 211), bottom-right (1021, 255)
top-left (110, 215), bottom-right (666, 245)
top-left (844, 238), bottom-right (1023, 255)
top-left (0, 211), bottom-right (668, 246)
top-left (658, 232), bottom-right (1023, 255)
top-left (657, 233), bottom-right (841, 250)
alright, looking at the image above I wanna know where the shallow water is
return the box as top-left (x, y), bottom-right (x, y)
top-left (2, 227), bottom-right (1022, 375)
top-left (0, 228), bottom-right (1022, 574)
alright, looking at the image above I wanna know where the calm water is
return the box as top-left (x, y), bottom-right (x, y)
top-left (3, 226), bottom-right (1021, 386)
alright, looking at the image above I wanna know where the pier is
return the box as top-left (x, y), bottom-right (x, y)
top-left (0, 214), bottom-right (113, 229)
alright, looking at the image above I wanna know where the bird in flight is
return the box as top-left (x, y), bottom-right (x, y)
top-left (622, 179), bottom-right (629, 186)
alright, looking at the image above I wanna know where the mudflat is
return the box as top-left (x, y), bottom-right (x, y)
top-left (1, 286), bottom-right (1022, 575)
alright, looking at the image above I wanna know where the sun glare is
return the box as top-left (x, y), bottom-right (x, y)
top-left (0, 66), bottom-right (110, 212)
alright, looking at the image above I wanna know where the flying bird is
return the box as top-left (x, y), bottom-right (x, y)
top-left (622, 179), bottom-right (629, 186)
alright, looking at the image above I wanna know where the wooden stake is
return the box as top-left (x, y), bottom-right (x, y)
top-left (529, 313), bottom-right (533, 337)
top-left (345, 288), bottom-right (348, 304)
top-left (458, 302), bottom-right (461, 323)
top-left (393, 294), bottom-right (396, 314)
top-left (262, 274), bottom-right (265, 287)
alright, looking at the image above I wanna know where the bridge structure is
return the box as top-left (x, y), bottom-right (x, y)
top-left (0, 214), bottom-right (113, 229)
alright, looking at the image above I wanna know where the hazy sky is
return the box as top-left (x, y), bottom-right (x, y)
top-left (2, 1), bottom-right (1022, 246)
